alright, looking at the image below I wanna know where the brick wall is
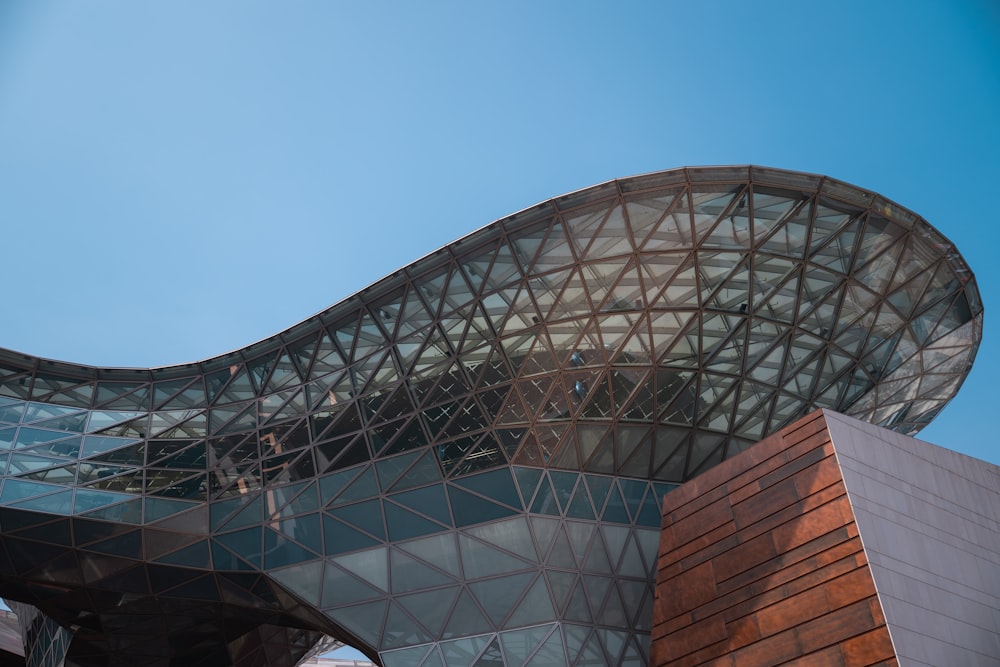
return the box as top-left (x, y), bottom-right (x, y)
top-left (651, 410), bottom-right (897, 667)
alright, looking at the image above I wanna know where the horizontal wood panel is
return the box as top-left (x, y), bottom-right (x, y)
top-left (651, 410), bottom-right (897, 667)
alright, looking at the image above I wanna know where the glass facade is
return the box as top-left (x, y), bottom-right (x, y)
top-left (0, 166), bottom-right (981, 666)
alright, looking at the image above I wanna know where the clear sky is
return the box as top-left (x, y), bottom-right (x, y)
top-left (1, 3), bottom-right (998, 448)
top-left (0, 4), bottom-right (998, 656)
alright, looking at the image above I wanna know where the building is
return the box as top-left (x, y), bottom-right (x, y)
top-left (652, 409), bottom-right (1000, 666)
top-left (0, 166), bottom-right (982, 666)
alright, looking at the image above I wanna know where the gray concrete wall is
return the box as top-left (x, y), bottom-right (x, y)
top-left (825, 411), bottom-right (1000, 666)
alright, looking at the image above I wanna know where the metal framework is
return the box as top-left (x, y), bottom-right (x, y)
top-left (0, 166), bottom-right (981, 666)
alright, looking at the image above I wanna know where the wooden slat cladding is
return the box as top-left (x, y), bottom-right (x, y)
top-left (651, 410), bottom-right (897, 667)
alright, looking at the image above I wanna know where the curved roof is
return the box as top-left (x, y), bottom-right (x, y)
top-left (0, 165), bottom-right (983, 664)
top-left (0, 165), bottom-right (982, 491)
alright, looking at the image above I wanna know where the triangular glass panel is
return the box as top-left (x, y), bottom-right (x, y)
top-left (544, 526), bottom-right (577, 569)
top-left (28, 412), bottom-right (87, 433)
top-left (461, 244), bottom-right (501, 298)
top-left (33, 381), bottom-right (94, 408)
top-left (509, 432), bottom-right (545, 468)
top-left (521, 464), bottom-right (556, 510)
top-left (700, 383), bottom-right (738, 432)
top-left (392, 587), bottom-right (459, 642)
top-left (387, 548), bottom-right (454, 595)
top-left (700, 254), bottom-right (749, 313)
top-left (208, 402), bottom-right (256, 436)
top-left (126, 489), bottom-right (191, 519)
top-left (564, 521), bottom-right (596, 567)
top-left (242, 352), bottom-right (277, 393)
top-left (351, 313), bottom-right (388, 366)
top-left (798, 266), bottom-right (845, 324)
top-left (512, 466), bottom-right (542, 507)
top-left (307, 334), bottom-right (346, 381)
top-left (523, 628), bottom-right (567, 666)
top-left (810, 212), bottom-right (862, 273)
top-left (328, 547), bottom-right (388, 594)
top-left (564, 202), bottom-right (613, 258)
top-left (322, 515), bottom-right (381, 556)
top-left (564, 625), bottom-right (601, 664)
top-left (540, 571), bottom-right (577, 617)
top-left (388, 485), bottom-right (451, 533)
top-left (509, 219), bottom-right (554, 275)
top-left (754, 189), bottom-right (809, 254)
top-left (388, 451), bottom-right (442, 493)
top-left (572, 433), bottom-right (609, 478)
top-left (583, 529), bottom-right (612, 572)
top-left (733, 383), bottom-right (775, 440)
top-left (658, 316), bottom-right (700, 370)
top-left (909, 293), bottom-right (954, 346)
top-left (458, 534), bottom-right (533, 579)
top-left (282, 337), bottom-right (319, 384)
top-left (700, 188), bottom-right (751, 250)
top-left (326, 599), bottom-right (387, 647)
top-left (468, 571), bottom-right (534, 627)
top-left (467, 517), bottom-right (538, 561)
top-left (214, 527), bottom-right (263, 569)
top-left (582, 576), bottom-right (612, 622)
top-left (597, 584), bottom-right (629, 627)
top-left (655, 254), bottom-right (699, 308)
top-left (889, 275), bottom-right (938, 327)
top-left (72, 488), bottom-right (132, 513)
top-left (395, 532), bottom-right (461, 580)
top-left (635, 488), bottom-right (665, 527)
top-left (448, 486), bottom-right (517, 527)
top-left (687, 433), bottom-right (727, 478)
top-left (483, 241), bottom-right (523, 292)
top-left (526, 266), bottom-right (571, 324)
top-left (601, 482), bottom-right (632, 522)
top-left (434, 267), bottom-right (476, 320)
top-left (318, 464), bottom-right (374, 507)
top-left (856, 214), bottom-right (906, 269)
top-left (576, 375), bottom-right (612, 422)
top-left (441, 636), bottom-right (492, 667)
top-left (155, 540), bottom-right (211, 569)
top-left (375, 451), bottom-right (420, 490)
top-left (564, 582), bottom-right (592, 623)
top-left (573, 423), bottom-right (607, 467)
top-left (319, 436), bottom-right (370, 477)
top-left (327, 499), bottom-right (385, 540)
top-left (624, 190), bottom-right (683, 248)
top-left (86, 530), bottom-right (142, 560)
top-left (597, 629), bottom-right (629, 665)
top-left (641, 187), bottom-right (693, 251)
top-left (547, 268), bottom-right (594, 322)
top-left (441, 589), bottom-right (493, 639)
top-left (382, 602), bottom-right (435, 650)
top-left (636, 255), bottom-right (684, 311)
top-left (754, 261), bottom-right (800, 325)
top-left (384, 503), bottom-right (448, 541)
top-left (581, 259), bottom-right (634, 314)
top-left (522, 513), bottom-right (558, 563)
top-left (689, 188), bottom-right (737, 241)
top-left (495, 286), bottom-right (543, 339)
top-left (500, 625), bottom-right (552, 667)
top-left (14, 427), bottom-right (77, 450)
top-left (584, 204), bottom-right (634, 259)
top-left (537, 471), bottom-right (572, 515)
top-left (94, 383), bottom-right (150, 411)
top-left (810, 198), bottom-right (860, 250)
top-left (506, 574), bottom-right (555, 627)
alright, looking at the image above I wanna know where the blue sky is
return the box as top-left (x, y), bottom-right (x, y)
top-left (0, 1), bottom-right (997, 659)
top-left (1, 1), bottom-right (997, 453)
